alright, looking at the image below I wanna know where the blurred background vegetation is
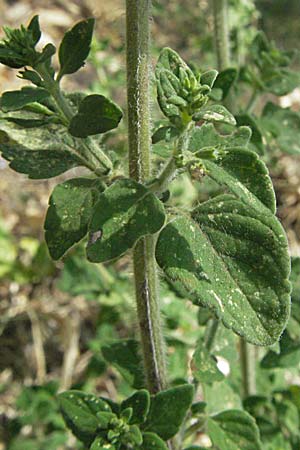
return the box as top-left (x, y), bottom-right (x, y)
top-left (0, 1), bottom-right (300, 449)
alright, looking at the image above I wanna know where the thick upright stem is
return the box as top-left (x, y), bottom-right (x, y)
top-left (212, 0), bottom-right (231, 71)
top-left (126, 0), bottom-right (167, 393)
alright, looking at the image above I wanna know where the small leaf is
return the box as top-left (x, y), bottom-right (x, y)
top-left (121, 390), bottom-right (150, 424)
top-left (69, 94), bottom-right (123, 138)
top-left (44, 178), bottom-right (104, 260)
top-left (152, 125), bottom-right (179, 144)
top-left (156, 195), bottom-right (290, 345)
top-left (58, 18), bottom-right (95, 79)
top-left (0, 87), bottom-right (49, 112)
top-left (213, 68), bottom-right (238, 100)
top-left (200, 70), bottom-right (218, 88)
top-left (208, 409), bottom-right (262, 450)
top-left (90, 437), bottom-right (114, 450)
top-left (188, 124), bottom-right (251, 153)
top-left (193, 104), bottom-right (236, 126)
top-left (260, 102), bottom-right (300, 155)
top-left (58, 390), bottom-right (111, 445)
top-left (263, 68), bottom-right (300, 96)
top-left (140, 432), bottom-right (168, 450)
top-left (236, 114), bottom-right (264, 154)
top-left (27, 15), bottom-right (41, 46)
top-left (191, 339), bottom-right (224, 383)
top-left (143, 384), bottom-right (194, 440)
top-left (86, 179), bottom-right (165, 263)
top-left (156, 47), bottom-right (195, 81)
top-left (260, 331), bottom-right (300, 369)
top-left (101, 339), bottom-right (145, 389)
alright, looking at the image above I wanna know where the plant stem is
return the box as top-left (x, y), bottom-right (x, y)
top-left (240, 340), bottom-right (257, 398)
top-left (212, 0), bottom-right (231, 71)
top-left (35, 63), bottom-right (113, 174)
top-left (246, 88), bottom-right (258, 113)
top-left (126, 0), bottom-right (167, 394)
top-left (204, 319), bottom-right (219, 352)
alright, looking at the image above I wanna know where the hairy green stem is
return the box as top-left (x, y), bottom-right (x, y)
top-left (35, 63), bottom-right (113, 174)
top-left (126, 0), bottom-right (167, 394)
top-left (212, 0), bottom-right (231, 71)
top-left (240, 340), bottom-right (257, 398)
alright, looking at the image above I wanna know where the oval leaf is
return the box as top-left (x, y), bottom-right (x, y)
top-left (58, 390), bottom-right (111, 445)
top-left (45, 178), bottom-right (104, 260)
top-left (121, 390), bottom-right (150, 424)
top-left (87, 179), bottom-right (165, 263)
top-left (69, 94), bottom-right (123, 138)
top-left (58, 18), bottom-right (95, 79)
top-left (156, 194), bottom-right (291, 345)
top-left (208, 409), bottom-right (262, 450)
top-left (141, 432), bottom-right (168, 450)
top-left (193, 105), bottom-right (236, 126)
top-left (0, 86), bottom-right (49, 112)
top-left (143, 384), bottom-right (194, 440)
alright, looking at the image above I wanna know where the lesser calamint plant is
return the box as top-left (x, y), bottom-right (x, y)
top-left (0, 1), bottom-right (294, 449)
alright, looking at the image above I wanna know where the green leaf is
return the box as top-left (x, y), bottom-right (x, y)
top-left (202, 147), bottom-right (276, 213)
top-left (188, 124), bottom-right (251, 153)
top-left (121, 390), bottom-right (150, 424)
top-left (68, 94), bottom-right (123, 138)
top-left (191, 339), bottom-right (224, 383)
top-left (152, 125), bottom-right (179, 144)
top-left (193, 104), bottom-right (236, 126)
top-left (27, 15), bottom-right (41, 46)
top-left (90, 437), bottom-right (115, 450)
top-left (236, 114), bottom-right (264, 154)
top-left (156, 47), bottom-right (195, 81)
top-left (4, 117), bottom-right (53, 128)
top-left (156, 194), bottom-right (290, 345)
top-left (200, 70), bottom-right (218, 88)
top-left (143, 384), bottom-right (194, 440)
top-left (58, 390), bottom-right (111, 445)
top-left (212, 68), bottom-right (238, 100)
top-left (260, 331), bottom-right (300, 369)
top-left (0, 87), bottom-right (50, 112)
top-left (140, 432), bottom-right (168, 450)
top-left (208, 409), bottom-right (262, 450)
top-left (0, 139), bottom-right (82, 179)
top-left (260, 102), bottom-right (300, 155)
top-left (0, 119), bottom-right (84, 178)
top-left (58, 18), bottom-right (95, 79)
top-left (44, 178), bottom-right (104, 260)
top-left (101, 339), bottom-right (145, 389)
top-left (86, 179), bottom-right (165, 263)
